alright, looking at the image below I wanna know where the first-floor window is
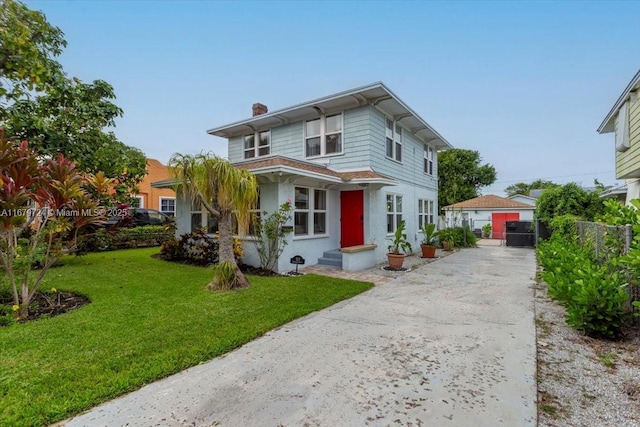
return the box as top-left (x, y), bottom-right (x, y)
top-left (131, 195), bottom-right (144, 208)
top-left (418, 199), bottom-right (435, 229)
top-left (294, 187), bottom-right (327, 236)
top-left (160, 197), bottom-right (176, 217)
top-left (190, 202), bottom-right (218, 233)
top-left (386, 194), bottom-right (403, 233)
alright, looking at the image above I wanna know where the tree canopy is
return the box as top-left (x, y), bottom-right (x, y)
top-left (504, 179), bottom-right (557, 197)
top-left (0, 0), bottom-right (146, 200)
top-left (437, 149), bottom-right (497, 211)
top-left (534, 182), bottom-right (604, 226)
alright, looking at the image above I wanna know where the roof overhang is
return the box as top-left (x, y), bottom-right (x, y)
top-left (598, 69), bottom-right (640, 134)
top-left (207, 82), bottom-right (453, 150)
top-left (151, 179), bottom-right (175, 189)
top-left (234, 156), bottom-right (397, 188)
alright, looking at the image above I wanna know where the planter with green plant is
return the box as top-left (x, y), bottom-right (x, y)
top-left (387, 220), bottom-right (412, 269)
top-left (420, 223), bottom-right (439, 258)
top-left (481, 223), bottom-right (492, 239)
top-left (439, 228), bottom-right (455, 251)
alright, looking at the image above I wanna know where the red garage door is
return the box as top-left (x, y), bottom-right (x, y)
top-left (492, 212), bottom-right (520, 239)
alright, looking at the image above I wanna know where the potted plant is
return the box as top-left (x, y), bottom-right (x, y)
top-left (481, 223), bottom-right (492, 239)
top-left (420, 223), bottom-right (439, 258)
top-left (387, 220), bottom-right (412, 269)
top-left (439, 228), bottom-right (455, 251)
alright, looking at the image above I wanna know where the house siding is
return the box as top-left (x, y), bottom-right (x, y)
top-left (369, 107), bottom-right (439, 195)
top-left (616, 98), bottom-right (640, 178)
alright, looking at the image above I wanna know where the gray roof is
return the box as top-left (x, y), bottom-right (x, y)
top-left (207, 82), bottom-right (453, 150)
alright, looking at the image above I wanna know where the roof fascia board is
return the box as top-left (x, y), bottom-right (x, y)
top-left (598, 69), bottom-right (640, 134)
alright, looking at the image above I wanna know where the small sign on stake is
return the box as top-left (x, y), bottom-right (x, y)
top-left (290, 255), bottom-right (305, 275)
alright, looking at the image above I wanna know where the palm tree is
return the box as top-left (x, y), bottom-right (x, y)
top-left (169, 152), bottom-right (258, 290)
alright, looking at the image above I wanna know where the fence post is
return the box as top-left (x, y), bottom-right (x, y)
top-left (626, 224), bottom-right (633, 254)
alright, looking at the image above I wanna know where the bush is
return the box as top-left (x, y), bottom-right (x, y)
top-left (537, 235), bottom-right (630, 338)
top-left (160, 228), bottom-right (219, 266)
top-left (438, 226), bottom-right (477, 248)
top-left (535, 182), bottom-right (604, 226)
top-left (77, 224), bottom-right (174, 253)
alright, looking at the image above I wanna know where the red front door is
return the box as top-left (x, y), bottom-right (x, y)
top-left (340, 190), bottom-right (364, 247)
top-left (491, 212), bottom-right (520, 239)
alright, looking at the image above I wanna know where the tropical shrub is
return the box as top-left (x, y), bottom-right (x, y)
top-left (0, 137), bottom-right (104, 318)
top-left (160, 228), bottom-right (219, 266)
top-left (537, 235), bottom-right (630, 338)
top-left (252, 201), bottom-right (292, 272)
top-left (438, 226), bottom-right (477, 248)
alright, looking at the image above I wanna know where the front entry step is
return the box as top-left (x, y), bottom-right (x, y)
top-left (317, 249), bottom-right (342, 269)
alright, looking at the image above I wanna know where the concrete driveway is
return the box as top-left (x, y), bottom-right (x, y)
top-left (64, 246), bottom-right (537, 427)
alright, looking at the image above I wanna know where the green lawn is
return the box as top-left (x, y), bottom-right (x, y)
top-left (0, 248), bottom-right (373, 427)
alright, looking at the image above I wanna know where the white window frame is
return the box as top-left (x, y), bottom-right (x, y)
top-left (294, 186), bottom-right (327, 237)
top-left (304, 113), bottom-right (343, 158)
top-left (386, 193), bottom-right (403, 234)
top-left (190, 201), bottom-right (218, 234)
top-left (424, 145), bottom-right (434, 175)
top-left (244, 129), bottom-right (271, 159)
top-left (418, 199), bottom-right (435, 230)
top-left (159, 197), bottom-right (176, 216)
top-left (132, 195), bottom-right (144, 208)
top-left (385, 117), bottom-right (403, 162)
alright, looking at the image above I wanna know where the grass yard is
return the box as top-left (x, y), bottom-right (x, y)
top-left (0, 248), bottom-right (373, 427)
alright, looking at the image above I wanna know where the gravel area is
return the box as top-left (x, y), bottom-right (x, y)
top-left (536, 278), bottom-right (640, 426)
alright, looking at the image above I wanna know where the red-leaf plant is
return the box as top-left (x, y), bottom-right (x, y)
top-left (0, 132), bottom-right (104, 318)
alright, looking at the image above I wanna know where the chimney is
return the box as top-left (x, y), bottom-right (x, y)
top-left (252, 103), bottom-right (268, 117)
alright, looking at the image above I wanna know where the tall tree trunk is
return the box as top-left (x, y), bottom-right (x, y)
top-left (211, 211), bottom-right (250, 289)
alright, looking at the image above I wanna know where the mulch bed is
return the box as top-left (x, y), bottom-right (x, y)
top-left (1, 291), bottom-right (90, 323)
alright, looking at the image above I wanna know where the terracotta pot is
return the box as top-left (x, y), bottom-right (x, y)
top-left (420, 244), bottom-right (437, 258)
top-left (442, 241), bottom-right (454, 252)
top-left (387, 253), bottom-right (406, 269)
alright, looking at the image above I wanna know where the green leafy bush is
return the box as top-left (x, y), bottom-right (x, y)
top-left (535, 182), bottom-right (604, 226)
top-left (438, 226), bottom-right (477, 248)
top-left (537, 236), bottom-right (630, 338)
top-left (78, 225), bottom-right (173, 253)
top-left (564, 266), bottom-right (628, 339)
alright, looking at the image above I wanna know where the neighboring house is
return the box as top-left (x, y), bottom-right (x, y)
top-left (599, 183), bottom-right (628, 204)
top-left (170, 82), bottom-right (452, 272)
top-left (598, 69), bottom-right (640, 205)
top-left (133, 159), bottom-right (176, 216)
top-left (443, 195), bottom-right (535, 239)
top-left (508, 194), bottom-right (538, 205)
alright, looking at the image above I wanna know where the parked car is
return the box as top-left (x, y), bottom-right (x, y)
top-left (105, 208), bottom-right (171, 227)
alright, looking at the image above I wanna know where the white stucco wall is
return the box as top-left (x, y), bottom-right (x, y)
top-left (444, 208), bottom-right (535, 232)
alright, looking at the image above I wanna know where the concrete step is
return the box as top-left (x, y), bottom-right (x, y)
top-left (322, 249), bottom-right (342, 260)
top-left (317, 257), bottom-right (343, 268)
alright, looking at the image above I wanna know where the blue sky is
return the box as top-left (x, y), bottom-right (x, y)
top-left (29, 0), bottom-right (640, 195)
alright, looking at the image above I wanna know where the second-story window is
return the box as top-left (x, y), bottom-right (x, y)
top-left (424, 145), bottom-right (434, 175)
top-left (305, 113), bottom-right (343, 158)
top-left (385, 118), bottom-right (402, 162)
top-left (244, 130), bottom-right (271, 159)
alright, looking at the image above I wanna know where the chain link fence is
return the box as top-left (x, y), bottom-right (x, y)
top-left (576, 221), bottom-right (639, 315)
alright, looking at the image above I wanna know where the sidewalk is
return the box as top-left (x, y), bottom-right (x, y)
top-left (64, 245), bottom-right (537, 427)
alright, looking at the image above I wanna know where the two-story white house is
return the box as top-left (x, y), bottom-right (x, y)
top-left (172, 82), bottom-right (452, 272)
